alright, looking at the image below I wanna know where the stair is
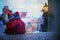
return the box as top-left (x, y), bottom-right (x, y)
top-left (0, 32), bottom-right (56, 40)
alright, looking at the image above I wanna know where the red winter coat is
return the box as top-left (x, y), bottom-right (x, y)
top-left (5, 18), bottom-right (25, 34)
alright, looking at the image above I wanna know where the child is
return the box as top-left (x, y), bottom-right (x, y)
top-left (5, 12), bottom-right (25, 34)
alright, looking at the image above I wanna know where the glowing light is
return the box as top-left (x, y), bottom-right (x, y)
top-left (43, 6), bottom-right (48, 12)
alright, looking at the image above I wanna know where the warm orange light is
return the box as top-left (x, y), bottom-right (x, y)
top-left (43, 6), bottom-right (48, 13)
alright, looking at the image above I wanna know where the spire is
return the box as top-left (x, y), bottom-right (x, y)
top-left (45, 2), bottom-right (48, 6)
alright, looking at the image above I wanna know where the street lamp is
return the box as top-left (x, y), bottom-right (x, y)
top-left (42, 3), bottom-right (48, 13)
top-left (41, 3), bottom-right (48, 32)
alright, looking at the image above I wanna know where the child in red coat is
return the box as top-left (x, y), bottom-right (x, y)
top-left (14, 12), bottom-right (25, 34)
top-left (5, 12), bottom-right (25, 34)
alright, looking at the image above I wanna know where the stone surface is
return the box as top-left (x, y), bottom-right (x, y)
top-left (0, 32), bottom-right (57, 40)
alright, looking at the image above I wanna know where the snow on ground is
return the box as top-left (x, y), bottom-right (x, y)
top-left (0, 32), bottom-right (56, 40)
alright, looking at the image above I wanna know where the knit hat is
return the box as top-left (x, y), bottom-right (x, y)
top-left (14, 12), bottom-right (20, 19)
top-left (8, 14), bottom-right (14, 20)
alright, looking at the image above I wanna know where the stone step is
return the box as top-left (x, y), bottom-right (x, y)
top-left (0, 32), bottom-right (56, 40)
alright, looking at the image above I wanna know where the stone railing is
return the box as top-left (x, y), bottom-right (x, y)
top-left (0, 32), bottom-right (56, 40)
